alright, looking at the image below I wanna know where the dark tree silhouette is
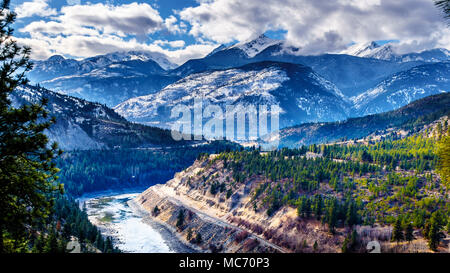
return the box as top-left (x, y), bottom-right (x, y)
top-left (435, 0), bottom-right (450, 21)
top-left (0, 0), bottom-right (62, 253)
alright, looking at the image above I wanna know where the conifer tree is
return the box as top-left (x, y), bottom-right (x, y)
top-left (313, 241), bottom-right (318, 252)
top-left (327, 199), bottom-right (338, 234)
top-left (391, 218), bottom-right (404, 243)
top-left (437, 135), bottom-right (450, 188)
top-left (176, 210), bottom-right (185, 230)
top-left (104, 237), bottom-right (113, 253)
top-left (435, 0), bottom-right (450, 21)
top-left (314, 195), bottom-right (323, 220)
top-left (186, 228), bottom-right (192, 241)
top-left (341, 236), bottom-right (349, 253)
top-left (346, 202), bottom-right (358, 227)
top-left (152, 205), bottom-right (160, 216)
top-left (427, 212), bottom-right (443, 251)
top-left (405, 223), bottom-right (414, 243)
top-left (428, 222), bottom-right (441, 251)
top-left (43, 230), bottom-right (59, 253)
top-left (0, 0), bottom-right (62, 253)
top-left (350, 229), bottom-right (358, 247)
top-left (195, 232), bottom-right (202, 244)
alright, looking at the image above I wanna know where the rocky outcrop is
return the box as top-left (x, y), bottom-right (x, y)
top-left (134, 155), bottom-right (345, 253)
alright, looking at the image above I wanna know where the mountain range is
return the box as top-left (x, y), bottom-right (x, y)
top-left (26, 35), bottom-right (450, 141)
top-left (28, 51), bottom-right (179, 106)
top-left (352, 62), bottom-right (450, 116)
top-left (341, 41), bottom-right (450, 63)
top-left (274, 92), bottom-right (450, 148)
top-left (114, 61), bottom-right (349, 131)
top-left (169, 35), bottom-right (447, 97)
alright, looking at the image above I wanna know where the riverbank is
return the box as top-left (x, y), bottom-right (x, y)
top-left (128, 199), bottom-right (200, 253)
top-left (134, 182), bottom-right (282, 253)
top-left (76, 186), bottom-right (150, 205)
top-left (82, 191), bottom-right (197, 253)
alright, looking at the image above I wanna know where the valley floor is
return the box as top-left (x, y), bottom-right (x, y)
top-left (81, 191), bottom-right (196, 253)
top-left (133, 184), bottom-right (287, 253)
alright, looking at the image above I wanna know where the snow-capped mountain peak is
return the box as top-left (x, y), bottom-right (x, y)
top-left (229, 34), bottom-right (282, 58)
top-left (206, 44), bottom-right (228, 57)
top-left (47, 55), bottom-right (66, 62)
top-left (84, 50), bottom-right (177, 71)
top-left (368, 44), bottom-right (397, 60)
top-left (342, 41), bottom-right (450, 63)
top-left (342, 41), bottom-right (380, 56)
top-left (28, 50), bottom-right (180, 107)
top-left (341, 41), bottom-right (396, 60)
top-left (442, 48), bottom-right (450, 57)
top-left (114, 61), bottom-right (350, 132)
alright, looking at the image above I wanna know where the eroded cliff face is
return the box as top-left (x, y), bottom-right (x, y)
top-left (134, 155), bottom-right (345, 253)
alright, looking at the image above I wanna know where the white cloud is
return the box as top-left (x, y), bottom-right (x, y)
top-left (179, 0), bottom-right (450, 54)
top-left (59, 3), bottom-right (164, 36)
top-left (18, 2), bottom-right (165, 38)
top-left (16, 37), bottom-right (52, 60)
top-left (164, 15), bottom-right (186, 34)
top-left (154, 40), bottom-right (186, 48)
top-left (20, 20), bottom-right (100, 36)
top-left (16, 32), bottom-right (215, 65)
top-left (15, 0), bottom-right (57, 18)
top-left (161, 44), bottom-right (216, 64)
top-left (15, 2), bottom-right (216, 65)
top-left (17, 0), bottom-right (445, 65)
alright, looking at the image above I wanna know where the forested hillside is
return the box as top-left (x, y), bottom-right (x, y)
top-left (27, 196), bottom-right (119, 253)
top-left (146, 119), bottom-right (449, 252)
top-left (276, 93), bottom-right (450, 148)
top-left (57, 141), bottom-right (240, 196)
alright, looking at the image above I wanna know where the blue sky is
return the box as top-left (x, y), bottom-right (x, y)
top-left (11, 0), bottom-right (449, 65)
top-left (12, 0), bottom-right (208, 59)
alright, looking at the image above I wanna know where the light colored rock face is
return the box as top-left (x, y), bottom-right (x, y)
top-left (135, 155), bottom-right (346, 253)
top-left (10, 85), bottom-right (114, 150)
top-left (135, 158), bottom-right (277, 253)
top-left (44, 120), bottom-right (105, 150)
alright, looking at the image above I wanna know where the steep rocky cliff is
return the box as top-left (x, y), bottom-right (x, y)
top-left (134, 155), bottom-right (346, 253)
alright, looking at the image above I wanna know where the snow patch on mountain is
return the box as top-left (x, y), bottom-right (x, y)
top-left (308, 72), bottom-right (346, 100)
top-left (206, 44), bottom-right (228, 57)
top-left (228, 34), bottom-right (282, 58)
top-left (84, 51), bottom-right (177, 71)
top-left (115, 61), bottom-right (350, 132)
top-left (341, 41), bottom-right (397, 60)
top-left (114, 66), bottom-right (289, 122)
top-left (45, 120), bottom-right (105, 150)
top-left (10, 85), bottom-right (181, 150)
top-left (9, 86), bottom-right (110, 150)
top-left (341, 41), bottom-right (450, 63)
top-left (351, 62), bottom-right (450, 116)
